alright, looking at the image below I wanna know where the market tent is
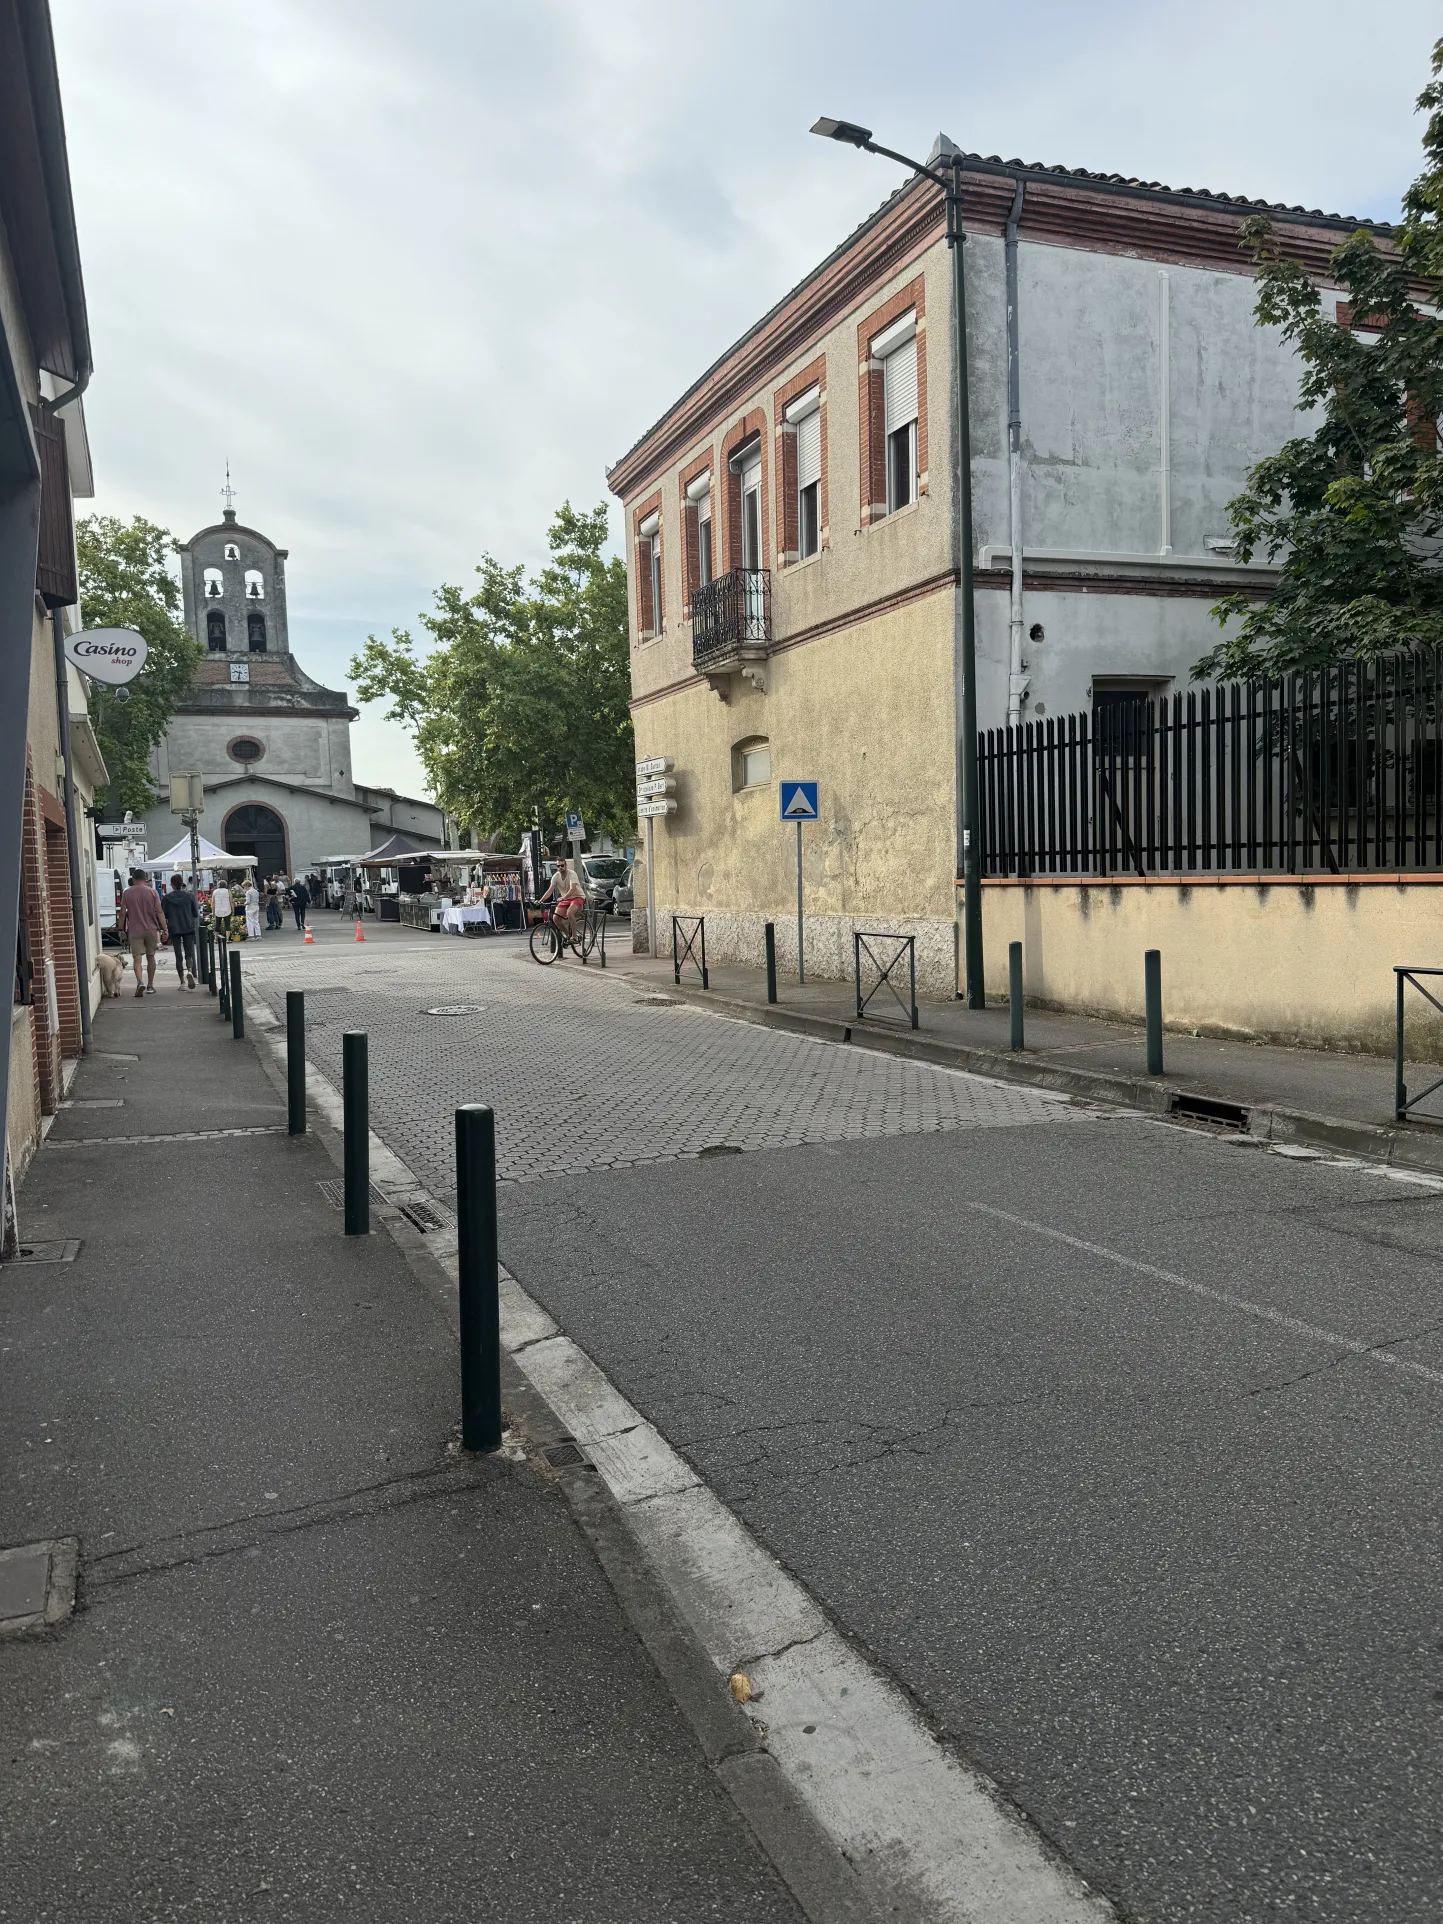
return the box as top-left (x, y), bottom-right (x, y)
top-left (141, 834), bottom-right (257, 871)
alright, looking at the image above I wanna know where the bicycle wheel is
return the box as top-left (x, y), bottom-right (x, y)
top-left (571, 915), bottom-right (595, 962)
top-left (529, 922), bottom-right (561, 965)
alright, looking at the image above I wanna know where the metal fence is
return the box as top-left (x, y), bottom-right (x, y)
top-left (979, 650), bottom-right (1443, 879)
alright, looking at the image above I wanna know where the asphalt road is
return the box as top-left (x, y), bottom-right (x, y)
top-left (247, 921), bottom-right (1443, 1923)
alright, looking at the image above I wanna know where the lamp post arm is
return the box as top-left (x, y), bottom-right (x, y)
top-left (859, 140), bottom-right (952, 192)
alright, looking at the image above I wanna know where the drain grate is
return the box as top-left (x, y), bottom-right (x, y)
top-left (8, 1240), bottom-right (81, 1265)
top-left (399, 1198), bottom-right (452, 1234)
top-left (316, 1178), bottom-right (390, 1211)
top-left (543, 1441), bottom-right (588, 1469)
top-left (1169, 1091), bottom-right (1249, 1131)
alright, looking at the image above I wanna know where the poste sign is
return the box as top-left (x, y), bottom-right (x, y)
top-left (63, 627), bottom-right (148, 686)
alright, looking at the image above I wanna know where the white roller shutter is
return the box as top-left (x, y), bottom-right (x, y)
top-left (796, 408), bottom-right (821, 492)
top-left (884, 335), bottom-right (917, 436)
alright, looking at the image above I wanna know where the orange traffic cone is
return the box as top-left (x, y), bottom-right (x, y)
top-left (303, 925), bottom-right (315, 945)
top-left (354, 919), bottom-right (366, 942)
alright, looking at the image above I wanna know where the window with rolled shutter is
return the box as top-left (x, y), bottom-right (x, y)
top-left (796, 407), bottom-right (821, 559)
top-left (883, 335), bottom-right (918, 513)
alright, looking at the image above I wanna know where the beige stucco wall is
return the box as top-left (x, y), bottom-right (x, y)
top-left (626, 233), bottom-right (955, 704)
top-left (635, 583), bottom-right (958, 992)
top-left (981, 877), bottom-right (1443, 1057)
top-left (8, 1005), bottom-right (38, 1186)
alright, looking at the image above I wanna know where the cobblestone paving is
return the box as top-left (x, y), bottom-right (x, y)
top-left (242, 932), bottom-right (1092, 1195)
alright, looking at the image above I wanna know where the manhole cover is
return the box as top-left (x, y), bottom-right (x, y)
top-left (426, 1005), bottom-right (488, 1017)
top-left (697, 1144), bottom-right (743, 1160)
top-left (10, 1240), bottom-right (81, 1264)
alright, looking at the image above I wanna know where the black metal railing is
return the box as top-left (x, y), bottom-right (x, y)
top-left (980, 649), bottom-right (1443, 878)
top-left (691, 568), bottom-right (771, 670)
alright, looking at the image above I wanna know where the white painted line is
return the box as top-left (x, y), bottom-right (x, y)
top-left (965, 1200), bottom-right (1443, 1389)
top-left (259, 997), bottom-right (1114, 1921)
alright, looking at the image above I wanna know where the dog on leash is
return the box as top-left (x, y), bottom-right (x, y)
top-left (97, 949), bottom-right (126, 998)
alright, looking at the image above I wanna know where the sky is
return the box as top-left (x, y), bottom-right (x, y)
top-left (53, 0), bottom-right (1442, 798)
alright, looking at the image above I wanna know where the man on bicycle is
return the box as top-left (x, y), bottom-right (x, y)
top-left (537, 856), bottom-right (585, 942)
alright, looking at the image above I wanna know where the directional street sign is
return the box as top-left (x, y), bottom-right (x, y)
top-left (780, 780), bottom-right (819, 821)
top-left (636, 777), bottom-right (676, 799)
top-left (636, 756), bottom-right (674, 779)
top-left (637, 799), bottom-right (677, 818)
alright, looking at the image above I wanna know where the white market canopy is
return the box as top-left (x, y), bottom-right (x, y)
top-left (140, 833), bottom-right (257, 872)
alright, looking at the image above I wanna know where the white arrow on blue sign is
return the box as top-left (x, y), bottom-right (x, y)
top-left (779, 780), bottom-right (818, 821)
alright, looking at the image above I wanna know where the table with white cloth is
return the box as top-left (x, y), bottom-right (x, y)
top-left (441, 902), bottom-right (493, 933)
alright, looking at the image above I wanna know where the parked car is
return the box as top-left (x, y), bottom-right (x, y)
top-left (612, 865), bottom-right (633, 918)
top-left (578, 853), bottom-right (631, 913)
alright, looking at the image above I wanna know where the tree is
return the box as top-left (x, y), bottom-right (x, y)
top-left (351, 503), bottom-right (634, 846)
top-left (1198, 38), bottom-right (1443, 679)
top-left (76, 515), bottom-right (202, 812)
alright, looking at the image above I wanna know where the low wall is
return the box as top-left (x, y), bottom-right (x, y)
top-left (978, 875), bottom-right (1443, 1058)
top-left (7, 1003), bottom-right (38, 1187)
top-left (654, 905), bottom-right (957, 996)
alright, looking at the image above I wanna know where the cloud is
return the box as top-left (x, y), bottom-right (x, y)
top-left (54, 0), bottom-right (1441, 794)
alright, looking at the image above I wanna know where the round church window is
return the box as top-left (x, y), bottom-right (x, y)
top-left (229, 736), bottom-right (265, 764)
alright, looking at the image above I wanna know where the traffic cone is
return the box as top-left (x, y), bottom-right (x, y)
top-left (303, 925), bottom-right (315, 945)
top-left (354, 920), bottom-right (366, 942)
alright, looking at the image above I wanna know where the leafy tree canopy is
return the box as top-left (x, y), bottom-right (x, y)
top-left (1199, 38), bottom-right (1443, 678)
top-left (350, 502), bottom-right (634, 847)
top-left (76, 515), bottom-right (202, 813)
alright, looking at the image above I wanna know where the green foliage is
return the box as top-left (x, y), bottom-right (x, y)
top-left (351, 502), bottom-right (634, 847)
top-left (76, 515), bottom-right (202, 812)
top-left (1199, 38), bottom-right (1443, 679)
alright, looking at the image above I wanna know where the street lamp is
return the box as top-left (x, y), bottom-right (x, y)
top-left (811, 118), bottom-right (985, 1009)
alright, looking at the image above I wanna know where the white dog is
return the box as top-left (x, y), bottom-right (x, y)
top-left (97, 949), bottom-right (126, 998)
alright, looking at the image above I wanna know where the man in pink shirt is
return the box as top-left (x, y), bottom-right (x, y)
top-left (118, 869), bottom-right (170, 998)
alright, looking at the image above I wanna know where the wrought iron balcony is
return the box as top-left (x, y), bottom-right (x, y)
top-left (691, 568), bottom-right (771, 679)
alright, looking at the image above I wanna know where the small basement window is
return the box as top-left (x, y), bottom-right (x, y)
top-left (732, 736), bottom-right (771, 792)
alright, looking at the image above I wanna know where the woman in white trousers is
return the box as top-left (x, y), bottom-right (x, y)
top-left (245, 880), bottom-right (263, 941)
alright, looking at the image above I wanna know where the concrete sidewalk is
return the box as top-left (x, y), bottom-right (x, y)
top-left (0, 976), bottom-right (804, 1920)
top-left (615, 944), bottom-right (1443, 1171)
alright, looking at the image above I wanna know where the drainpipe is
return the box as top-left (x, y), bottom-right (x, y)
top-left (1158, 270), bottom-right (1172, 556)
top-left (52, 607), bottom-right (92, 1051)
top-left (1004, 180), bottom-right (1027, 726)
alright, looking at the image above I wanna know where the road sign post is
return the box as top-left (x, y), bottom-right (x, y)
top-left (779, 781), bottom-right (818, 985)
top-left (636, 758), bottom-right (675, 959)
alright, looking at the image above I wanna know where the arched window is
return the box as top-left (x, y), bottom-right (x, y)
top-left (224, 803), bottom-right (287, 878)
top-left (203, 567), bottom-right (223, 600)
top-left (248, 612), bottom-right (267, 652)
top-left (244, 569), bottom-right (265, 600)
top-left (732, 735), bottom-right (771, 792)
top-left (207, 610), bottom-right (227, 651)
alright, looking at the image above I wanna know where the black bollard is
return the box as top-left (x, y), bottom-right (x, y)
top-left (1009, 940), bottom-right (1024, 1051)
top-left (455, 1104), bottom-right (502, 1452)
top-left (286, 991), bottom-right (306, 1136)
top-left (342, 1032), bottom-right (369, 1235)
top-left (229, 949), bottom-right (244, 1040)
top-left (764, 921), bottom-right (777, 1004)
top-left (217, 932), bottom-right (229, 1018)
top-left (1145, 949), bottom-right (1163, 1075)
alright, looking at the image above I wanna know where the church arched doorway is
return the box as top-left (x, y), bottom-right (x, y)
top-left (223, 803), bottom-right (289, 878)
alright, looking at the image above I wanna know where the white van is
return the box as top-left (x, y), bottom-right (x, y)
top-left (95, 865), bottom-right (124, 945)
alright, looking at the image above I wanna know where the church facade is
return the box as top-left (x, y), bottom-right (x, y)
top-left (142, 502), bottom-right (445, 873)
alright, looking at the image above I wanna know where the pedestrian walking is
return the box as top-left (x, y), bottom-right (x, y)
top-left (245, 878), bottom-right (262, 942)
top-left (290, 874), bottom-right (311, 932)
top-left (118, 868), bottom-right (169, 997)
top-left (211, 875), bottom-right (233, 952)
top-left (265, 878), bottom-right (282, 929)
top-left (161, 875), bottom-right (199, 988)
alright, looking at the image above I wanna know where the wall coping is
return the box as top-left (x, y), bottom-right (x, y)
top-left (971, 873), bottom-right (1443, 890)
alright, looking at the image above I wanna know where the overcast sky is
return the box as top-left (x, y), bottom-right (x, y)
top-left (54, 0), bottom-right (1440, 796)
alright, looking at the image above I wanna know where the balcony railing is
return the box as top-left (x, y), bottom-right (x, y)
top-left (691, 568), bottom-right (771, 672)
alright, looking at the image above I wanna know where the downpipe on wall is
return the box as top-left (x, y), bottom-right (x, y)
top-left (1004, 180), bottom-right (1027, 727)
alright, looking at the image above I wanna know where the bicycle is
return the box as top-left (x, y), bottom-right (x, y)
top-left (528, 901), bottom-right (605, 966)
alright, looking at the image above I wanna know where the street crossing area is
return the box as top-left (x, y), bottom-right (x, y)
top-left (241, 928), bottom-right (1093, 1192)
